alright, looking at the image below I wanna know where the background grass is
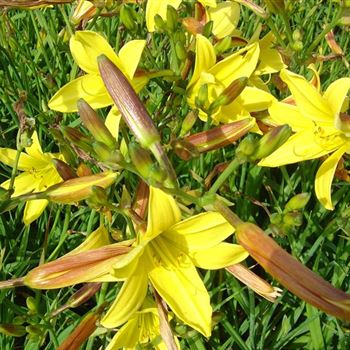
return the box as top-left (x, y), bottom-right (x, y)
top-left (1, 1), bottom-right (350, 349)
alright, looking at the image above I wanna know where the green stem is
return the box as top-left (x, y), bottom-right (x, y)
top-left (59, 6), bottom-right (74, 36)
top-left (209, 157), bottom-right (243, 195)
top-left (281, 13), bottom-right (294, 46)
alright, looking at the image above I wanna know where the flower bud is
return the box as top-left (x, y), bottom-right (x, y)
top-left (176, 118), bottom-right (255, 160)
top-left (86, 185), bottom-right (109, 208)
top-left (235, 134), bottom-right (260, 161)
top-left (92, 140), bottom-right (113, 161)
top-left (166, 5), bottom-right (178, 32)
top-left (175, 41), bottom-right (187, 60)
top-left (202, 20), bottom-right (213, 38)
top-left (56, 308), bottom-right (103, 350)
top-left (214, 36), bottom-right (232, 55)
top-left (52, 159), bottom-right (77, 180)
top-left (195, 84), bottom-right (209, 110)
top-left (44, 171), bottom-right (117, 204)
top-left (26, 296), bottom-right (37, 313)
top-left (154, 14), bottom-right (167, 32)
top-left (179, 111), bottom-right (197, 137)
top-left (0, 324), bottom-right (26, 337)
top-left (209, 77), bottom-right (248, 112)
top-left (284, 193), bottom-right (310, 212)
top-left (97, 55), bottom-right (176, 187)
top-left (236, 222), bottom-right (350, 321)
top-left (51, 283), bottom-right (102, 317)
top-left (120, 4), bottom-right (137, 31)
top-left (283, 211), bottom-right (303, 227)
top-left (253, 124), bottom-right (292, 161)
top-left (77, 99), bottom-right (116, 150)
top-left (61, 126), bottom-right (94, 154)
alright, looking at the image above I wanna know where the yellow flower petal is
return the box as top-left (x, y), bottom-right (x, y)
top-left (280, 69), bottom-right (333, 122)
top-left (315, 145), bottom-right (348, 210)
top-left (112, 243), bottom-right (145, 279)
top-left (236, 86), bottom-right (276, 112)
top-left (208, 2), bottom-right (240, 39)
top-left (23, 199), bottom-right (49, 225)
top-left (25, 131), bottom-right (43, 158)
top-left (164, 212), bottom-right (234, 253)
top-left (1, 172), bottom-right (39, 196)
top-left (209, 43), bottom-right (260, 88)
top-left (323, 77), bottom-right (350, 117)
top-left (145, 0), bottom-right (182, 32)
top-left (188, 35), bottom-right (216, 89)
top-left (144, 187), bottom-right (181, 240)
top-left (48, 74), bottom-right (112, 112)
top-left (268, 101), bottom-right (314, 132)
top-left (105, 106), bottom-right (121, 138)
top-left (70, 30), bottom-right (121, 74)
top-left (258, 130), bottom-right (335, 166)
top-left (191, 243), bottom-right (248, 269)
top-left (105, 317), bottom-right (140, 350)
top-left (255, 32), bottom-right (286, 75)
top-left (148, 243), bottom-right (212, 337)
top-left (0, 148), bottom-right (46, 171)
top-left (101, 269), bottom-right (148, 328)
top-left (118, 40), bottom-right (146, 79)
top-left (199, 0), bottom-right (216, 6)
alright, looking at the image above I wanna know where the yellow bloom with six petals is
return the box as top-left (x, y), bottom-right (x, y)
top-left (259, 69), bottom-right (350, 210)
top-left (48, 30), bottom-right (147, 113)
top-left (0, 131), bottom-right (63, 225)
top-left (187, 34), bottom-right (275, 124)
top-left (101, 186), bottom-right (248, 337)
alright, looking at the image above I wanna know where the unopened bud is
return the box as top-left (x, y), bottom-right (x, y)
top-left (285, 193), bottom-right (310, 212)
top-left (236, 222), bottom-right (350, 321)
top-left (166, 5), bottom-right (178, 32)
top-left (92, 140), bottom-right (113, 161)
top-left (26, 325), bottom-right (43, 337)
top-left (52, 159), bottom-right (76, 180)
top-left (253, 124), bottom-right (292, 161)
top-left (263, 0), bottom-right (285, 14)
top-left (283, 211), bottom-right (303, 227)
top-left (120, 4), bottom-right (137, 31)
top-left (129, 142), bottom-right (154, 179)
top-left (44, 171), bottom-right (117, 204)
top-left (195, 84), bottom-right (208, 110)
top-left (77, 163), bottom-right (93, 177)
top-left (209, 77), bottom-right (248, 112)
top-left (78, 99), bottom-right (116, 150)
top-left (214, 36), bottom-right (232, 55)
top-left (26, 296), bottom-right (37, 313)
top-left (61, 126), bottom-right (94, 154)
top-left (291, 40), bottom-right (303, 52)
top-left (154, 14), bottom-right (166, 32)
top-left (176, 118), bottom-right (255, 160)
top-left (235, 134), bottom-right (260, 161)
top-left (179, 111), bottom-right (197, 137)
top-left (120, 185), bottom-right (132, 209)
top-left (202, 20), bottom-right (213, 37)
top-left (0, 324), bottom-right (26, 337)
top-left (175, 41), bottom-right (187, 60)
top-left (292, 29), bottom-right (302, 41)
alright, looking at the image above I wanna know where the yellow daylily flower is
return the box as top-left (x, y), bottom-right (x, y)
top-left (48, 30), bottom-right (147, 112)
top-left (106, 298), bottom-right (179, 350)
top-left (0, 131), bottom-right (63, 225)
top-left (101, 186), bottom-right (248, 337)
top-left (259, 69), bottom-right (350, 210)
top-left (187, 34), bottom-right (276, 124)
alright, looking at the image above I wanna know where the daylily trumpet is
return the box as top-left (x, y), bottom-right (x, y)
top-left (101, 186), bottom-right (248, 337)
top-left (48, 30), bottom-right (147, 113)
top-left (259, 69), bottom-right (350, 209)
top-left (0, 131), bottom-right (63, 224)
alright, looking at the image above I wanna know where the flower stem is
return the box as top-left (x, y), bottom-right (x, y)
top-left (209, 157), bottom-right (244, 194)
